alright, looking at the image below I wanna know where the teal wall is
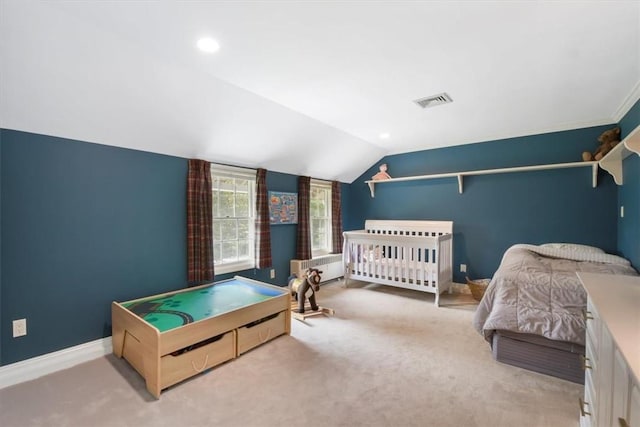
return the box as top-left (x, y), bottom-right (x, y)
top-left (348, 125), bottom-right (620, 282)
top-left (0, 130), bottom-right (345, 365)
top-left (617, 98), bottom-right (640, 268)
top-left (1, 130), bottom-right (188, 365)
top-left (1, 108), bottom-right (638, 366)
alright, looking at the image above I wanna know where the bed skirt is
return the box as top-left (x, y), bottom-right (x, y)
top-left (491, 330), bottom-right (585, 384)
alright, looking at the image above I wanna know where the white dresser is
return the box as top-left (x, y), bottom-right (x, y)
top-left (578, 272), bottom-right (640, 427)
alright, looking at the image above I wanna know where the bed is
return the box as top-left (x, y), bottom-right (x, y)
top-left (472, 243), bottom-right (637, 383)
top-left (342, 220), bottom-right (453, 306)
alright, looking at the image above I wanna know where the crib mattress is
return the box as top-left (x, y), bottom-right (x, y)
top-left (492, 330), bottom-right (584, 384)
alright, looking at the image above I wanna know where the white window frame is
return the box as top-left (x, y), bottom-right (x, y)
top-left (310, 179), bottom-right (332, 258)
top-left (211, 164), bottom-right (256, 274)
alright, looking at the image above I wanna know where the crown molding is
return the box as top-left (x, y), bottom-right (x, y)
top-left (613, 80), bottom-right (640, 123)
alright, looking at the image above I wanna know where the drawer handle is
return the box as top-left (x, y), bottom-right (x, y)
top-left (581, 355), bottom-right (592, 370)
top-left (259, 328), bottom-right (272, 343)
top-left (619, 418), bottom-right (630, 427)
top-left (191, 354), bottom-right (209, 373)
top-left (582, 308), bottom-right (594, 321)
top-left (578, 398), bottom-right (591, 417)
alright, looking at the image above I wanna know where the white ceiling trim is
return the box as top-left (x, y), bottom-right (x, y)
top-left (386, 116), bottom-right (617, 157)
top-left (613, 79), bottom-right (640, 123)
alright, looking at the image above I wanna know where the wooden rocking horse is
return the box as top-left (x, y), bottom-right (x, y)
top-left (288, 268), bottom-right (335, 321)
top-left (288, 267), bottom-right (322, 313)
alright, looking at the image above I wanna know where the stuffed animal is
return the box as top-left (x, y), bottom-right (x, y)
top-left (371, 163), bottom-right (392, 180)
top-left (582, 127), bottom-right (621, 161)
top-left (288, 268), bottom-right (322, 313)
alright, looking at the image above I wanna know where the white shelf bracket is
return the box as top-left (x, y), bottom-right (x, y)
top-left (368, 181), bottom-right (375, 198)
top-left (598, 125), bottom-right (640, 186)
top-left (592, 163), bottom-right (598, 188)
top-left (457, 174), bottom-right (464, 194)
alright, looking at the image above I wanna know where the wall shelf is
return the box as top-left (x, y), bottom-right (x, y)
top-left (365, 161), bottom-right (599, 197)
top-left (598, 124), bottom-right (640, 185)
top-left (365, 124), bottom-right (640, 197)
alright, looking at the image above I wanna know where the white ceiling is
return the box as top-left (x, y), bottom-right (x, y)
top-left (1, 1), bottom-right (639, 182)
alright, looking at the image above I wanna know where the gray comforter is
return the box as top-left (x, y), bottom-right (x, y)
top-left (472, 244), bottom-right (637, 346)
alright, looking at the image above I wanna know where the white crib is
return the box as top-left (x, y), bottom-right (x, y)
top-left (342, 220), bottom-right (453, 306)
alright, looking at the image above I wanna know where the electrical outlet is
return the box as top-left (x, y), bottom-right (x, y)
top-left (460, 264), bottom-right (467, 273)
top-left (13, 318), bottom-right (27, 338)
top-left (270, 269), bottom-right (276, 279)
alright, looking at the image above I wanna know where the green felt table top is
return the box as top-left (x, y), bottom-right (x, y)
top-left (122, 278), bottom-right (285, 332)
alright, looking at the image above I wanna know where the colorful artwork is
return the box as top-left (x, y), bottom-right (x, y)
top-left (269, 191), bottom-right (298, 224)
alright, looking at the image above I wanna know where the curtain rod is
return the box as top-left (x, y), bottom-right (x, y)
top-left (208, 160), bottom-right (339, 183)
top-left (209, 161), bottom-right (256, 172)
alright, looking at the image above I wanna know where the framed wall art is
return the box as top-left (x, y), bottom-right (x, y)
top-left (268, 191), bottom-right (298, 224)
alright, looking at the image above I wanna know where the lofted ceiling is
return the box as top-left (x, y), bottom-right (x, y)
top-left (1, 1), bottom-right (639, 183)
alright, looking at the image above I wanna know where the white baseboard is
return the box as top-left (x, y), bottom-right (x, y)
top-left (0, 336), bottom-right (113, 390)
top-left (0, 282), bottom-right (471, 390)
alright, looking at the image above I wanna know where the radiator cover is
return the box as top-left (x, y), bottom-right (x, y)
top-left (290, 254), bottom-right (343, 282)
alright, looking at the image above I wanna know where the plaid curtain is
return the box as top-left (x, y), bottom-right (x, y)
top-left (255, 168), bottom-right (272, 268)
top-left (331, 181), bottom-right (343, 254)
top-left (187, 159), bottom-right (214, 284)
top-left (296, 176), bottom-right (311, 260)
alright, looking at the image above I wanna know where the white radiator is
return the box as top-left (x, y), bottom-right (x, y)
top-left (290, 254), bottom-right (344, 283)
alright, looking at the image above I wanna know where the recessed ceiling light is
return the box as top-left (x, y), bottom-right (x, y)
top-left (197, 37), bottom-right (220, 53)
top-left (379, 133), bottom-right (390, 139)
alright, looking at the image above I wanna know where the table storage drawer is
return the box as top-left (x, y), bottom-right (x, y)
top-left (237, 311), bottom-right (286, 355)
top-left (160, 330), bottom-right (236, 389)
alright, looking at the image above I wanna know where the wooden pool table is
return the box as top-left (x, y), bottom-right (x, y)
top-left (111, 276), bottom-right (291, 398)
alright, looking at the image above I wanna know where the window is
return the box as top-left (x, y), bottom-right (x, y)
top-left (211, 165), bottom-right (256, 274)
top-left (310, 180), bottom-right (332, 257)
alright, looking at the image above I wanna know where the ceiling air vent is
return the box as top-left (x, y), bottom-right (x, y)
top-left (414, 92), bottom-right (453, 109)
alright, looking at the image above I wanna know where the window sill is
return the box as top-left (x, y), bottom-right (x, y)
top-left (215, 261), bottom-right (255, 275)
top-left (312, 251), bottom-right (331, 258)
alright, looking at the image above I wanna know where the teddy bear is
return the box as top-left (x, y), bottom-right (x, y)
top-left (582, 127), bottom-right (621, 161)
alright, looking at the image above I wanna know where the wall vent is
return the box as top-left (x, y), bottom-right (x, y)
top-left (414, 92), bottom-right (453, 109)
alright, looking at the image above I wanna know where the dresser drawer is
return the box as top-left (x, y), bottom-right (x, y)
top-left (237, 311), bottom-right (287, 355)
top-left (584, 298), bottom-right (600, 353)
top-left (160, 330), bottom-right (236, 389)
top-left (585, 360), bottom-right (596, 406)
top-left (585, 332), bottom-right (597, 372)
top-left (580, 373), bottom-right (595, 427)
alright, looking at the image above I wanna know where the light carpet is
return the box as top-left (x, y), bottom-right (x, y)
top-left (0, 281), bottom-right (582, 427)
